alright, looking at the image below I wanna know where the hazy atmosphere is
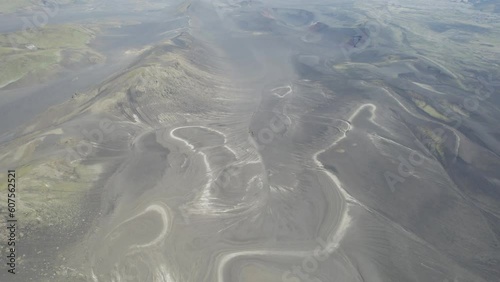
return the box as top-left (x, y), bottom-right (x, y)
top-left (0, 0), bottom-right (499, 281)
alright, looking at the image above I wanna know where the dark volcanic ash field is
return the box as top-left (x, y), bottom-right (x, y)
top-left (0, 0), bottom-right (499, 281)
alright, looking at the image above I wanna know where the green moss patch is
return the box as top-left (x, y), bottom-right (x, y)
top-left (0, 25), bottom-right (102, 88)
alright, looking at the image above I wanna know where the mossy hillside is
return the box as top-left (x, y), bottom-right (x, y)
top-left (0, 0), bottom-right (33, 13)
top-left (0, 0), bottom-right (83, 14)
top-left (88, 37), bottom-right (228, 118)
top-left (0, 25), bottom-right (102, 88)
top-left (0, 49), bottom-right (60, 88)
top-left (0, 159), bottom-right (100, 243)
top-left (0, 25), bottom-right (95, 49)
